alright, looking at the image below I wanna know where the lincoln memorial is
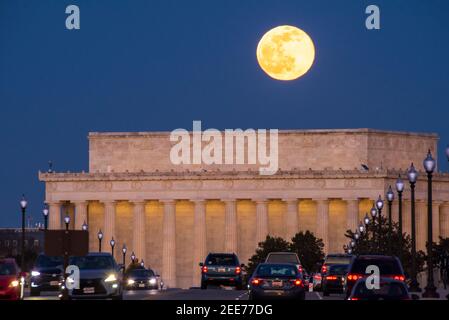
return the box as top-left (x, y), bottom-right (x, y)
top-left (39, 129), bottom-right (449, 289)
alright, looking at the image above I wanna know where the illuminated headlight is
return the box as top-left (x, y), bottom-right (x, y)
top-left (9, 280), bottom-right (19, 287)
top-left (31, 271), bottom-right (41, 277)
top-left (149, 278), bottom-right (157, 285)
top-left (127, 279), bottom-right (135, 285)
top-left (105, 274), bottom-right (118, 282)
top-left (112, 283), bottom-right (118, 289)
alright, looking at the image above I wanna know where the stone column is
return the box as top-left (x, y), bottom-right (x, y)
top-left (255, 200), bottom-right (268, 245)
top-left (48, 201), bottom-right (61, 230)
top-left (440, 203), bottom-right (449, 238)
top-left (316, 199), bottom-right (329, 254)
top-left (132, 201), bottom-right (146, 264)
top-left (416, 200), bottom-right (426, 251)
top-left (432, 201), bottom-right (441, 242)
top-left (224, 199), bottom-right (237, 253)
top-left (74, 201), bottom-right (88, 230)
top-left (192, 200), bottom-right (207, 287)
top-left (162, 200), bottom-right (177, 288)
top-left (345, 199), bottom-right (359, 233)
top-left (103, 201), bottom-right (116, 251)
top-left (283, 199), bottom-right (298, 240)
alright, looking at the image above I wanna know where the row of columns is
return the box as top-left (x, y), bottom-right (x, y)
top-left (46, 199), bottom-right (449, 288)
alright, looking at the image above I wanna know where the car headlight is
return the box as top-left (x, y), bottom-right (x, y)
top-left (105, 274), bottom-right (118, 282)
top-left (9, 280), bottom-right (19, 287)
top-left (31, 271), bottom-right (40, 277)
top-left (127, 279), bottom-right (135, 285)
top-left (149, 278), bottom-right (157, 285)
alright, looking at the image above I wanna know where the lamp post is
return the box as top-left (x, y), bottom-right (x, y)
top-left (370, 204), bottom-right (377, 251)
top-left (396, 175), bottom-right (405, 262)
top-left (62, 214), bottom-right (70, 300)
top-left (407, 163), bottom-right (420, 292)
top-left (363, 213), bottom-right (370, 227)
top-left (110, 237), bottom-right (115, 259)
top-left (97, 230), bottom-right (103, 252)
top-left (81, 221), bottom-right (88, 231)
top-left (131, 252), bottom-right (136, 264)
top-left (64, 214), bottom-right (70, 231)
top-left (122, 245), bottom-right (127, 275)
top-left (42, 203), bottom-right (49, 230)
top-left (422, 150), bottom-right (439, 298)
top-left (19, 195), bottom-right (27, 272)
top-left (375, 196), bottom-right (384, 252)
top-left (386, 186), bottom-right (394, 255)
top-left (140, 259), bottom-right (145, 268)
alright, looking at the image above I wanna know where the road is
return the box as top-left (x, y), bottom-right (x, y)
top-left (23, 287), bottom-right (344, 300)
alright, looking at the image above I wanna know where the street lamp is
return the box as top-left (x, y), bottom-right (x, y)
top-left (19, 195), bottom-right (27, 272)
top-left (131, 252), bottom-right (136, 264)
top-left (42, 203), bottom-right (49, 230)
top-left (110, 237), bottom-right (115, 259)
top-left (359, 222), bottom-right (365, 233)
top-left (422, 150), bottom-right (439, 298)
top-left (81, 221), bottom-right (88, 231)
top-left (396, 175), bottom-right (405, 262)
top-left (370, 204), bottom-right (377, 248)
top-left (375, 195), bottom-right (384, 251)
top-left (122, 244), bottom-right (127, 275)
top-left (407, 162), bottom-right (420, 292)
top-left (64, 214), bottom-right (70, 231)
top-left (97, 230), bottom-right (103, 252)
top-left (363, 213), bottom-right (370, 226)
top-left (386, 186), bottom-right (394, 255)
top-left (354, 229), bottom-right (360, 240)
top-left (140, 259), bottom-right (144, 268)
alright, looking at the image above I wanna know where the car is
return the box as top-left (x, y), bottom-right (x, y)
top-left (248, 263), bottom-right (306, 300)
top-left (344, 255), bottom-right (405, 298)
top-left (311, 272), bottom-right (322, 291)
top-left (321, 264), bottom-right (348, 296)
top-left (264, 252), bottom-right (308, 283)
top-left (124, 268), bottom-right (159, 290)
top-left (200, 253), bottom-right (243, 290)
top-left (0, 258), bottom-right (22, 300)
top-left (66, 252), bottom-right (123, 300)
top-left (30, 254), bottom-right (64, 296)
top-left (320, 254), bottom-right (352, 275)
top-left (347, 277), bottom-right (413, 300)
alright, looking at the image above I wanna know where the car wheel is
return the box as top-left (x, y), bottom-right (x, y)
top-left (299, 292), bottom-right (306, 300)
top-left (30, 289), bottom-right (40, 297)
top-left (201, 281), bottom-right (207, 290)
top-left (323, 291), bottom-right (329, 297)
top-left (112, 293), bottom-right (123, 300)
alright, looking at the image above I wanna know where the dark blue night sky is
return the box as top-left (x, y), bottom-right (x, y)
top-left (1, 0), bottom-right (448, 226)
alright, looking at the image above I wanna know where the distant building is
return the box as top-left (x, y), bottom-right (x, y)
top-left (39, 129), bottom-right (449, 288)
top-left (0, 228), bottom-right (44, 258)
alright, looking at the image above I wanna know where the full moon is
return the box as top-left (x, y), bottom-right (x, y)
top-left (256, 25), bottom-right (315, 81)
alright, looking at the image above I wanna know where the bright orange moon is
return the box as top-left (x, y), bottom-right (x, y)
top-left (256, 25), bottom-right (315, 81)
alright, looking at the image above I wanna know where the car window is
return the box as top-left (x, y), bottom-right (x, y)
top-left (35, 255), bottom-right (63, 268)
top-left (354, 281), bottom-right (407, 297)
top-left (256, 265), bottom-right (297, 277)
top-left (266, 254), bottom-right (299, 264)
top-left (70, 256), bottom-right (114, 270)
top-left (329, 264), bottom-right (348, 275)
top-left (206, 255), bottom-right (237, 266)
top-left (325, 256), bottom-right (352, 265)
top-left (351, 259), bottom-right (401, 275)
top-left (0, 263), bottom-right (16, 275)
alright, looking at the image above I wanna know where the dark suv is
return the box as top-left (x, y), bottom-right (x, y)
top-left (344, 255), bottom-right (405, 298)
top-left (200, 253), bottom-right (243, 290)
top-left (30, 254), bottom-right (64, 296)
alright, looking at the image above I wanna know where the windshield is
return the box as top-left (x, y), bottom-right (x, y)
top-left (266, 253), bottom-right (299, 264)
top-left (0, 263), bottom-right (16, 276)
top-left (35, 255), bottom-right (63, 268)
top-left (329, 264), bottom-right (349, 275)
top-left (129, 269), bottom-right (154, 277)
top-left (325, 255), bottom-right (352, 265)
top-left (70, 256), bottom-right (115, 270)
top-left (351, 259), bottom-right (402, 275)
top-left (256, 264), bottom-right (298, 277)
top-left (354, 281), bottom-right (408, 298)
top-left (206, 255), bottom-right (237, 266)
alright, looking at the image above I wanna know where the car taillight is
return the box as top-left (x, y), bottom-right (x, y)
top-left (321, 265), bottom-right (327, 273)
top-left (251, 278), bottom-right (263, 286)
top-left (235, 266), bottom-right (241, 274)
top-left (349, 297), bottom-right (359, 300)
top-left (347, 274), bottom-right (363, 281)
top-left (326, 276), bottom-right (337, 280)
top-left (202, 266), bottom-right (208, 273)
top-left (291, 279), bottom-right (302, 286)
top-left (392, 275), bottom-right (405, 281)
top-left (298, 266), bottom-right (303, 273)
